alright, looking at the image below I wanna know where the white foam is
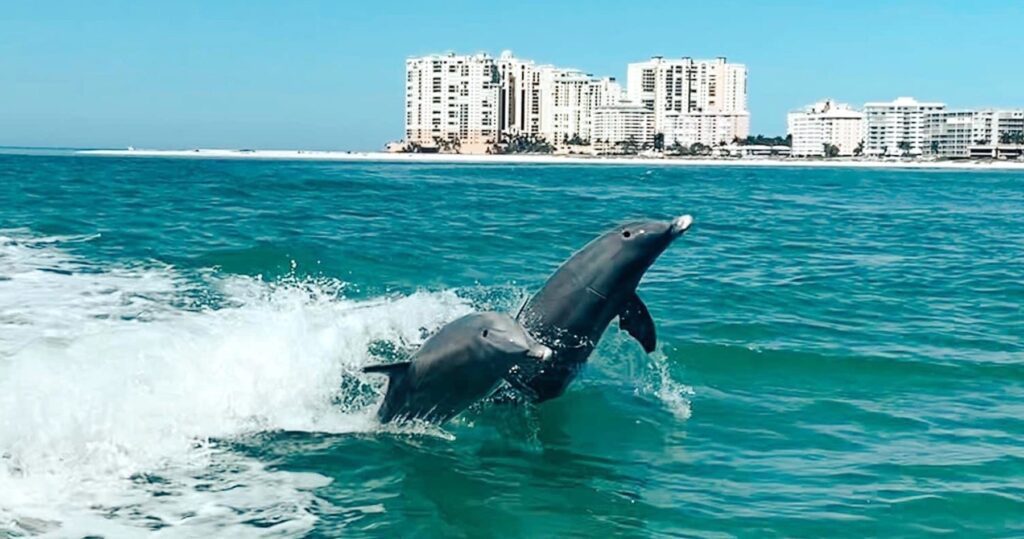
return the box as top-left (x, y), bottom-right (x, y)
top-left (0, 231), bottom-right (472, 536)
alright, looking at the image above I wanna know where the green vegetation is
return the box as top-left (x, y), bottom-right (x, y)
top-left (733, 134), bottom-right (792, 146)
top-left (615, 136), bottom-right (641, 155)
top-left (432, 136), bottom-right (461, 154)
top-left (999, 131), bottom-right (1024, 144)
top-left (822, 143), bottom-right (840, 158)
top-left (689, 142), bottom-right (711, 156)
top-left (853, 140), bottom-right (865, 156)
top-left (497, 134), bottom-right (554, 154)
top-left (565, 134), bottom-right (589, 146)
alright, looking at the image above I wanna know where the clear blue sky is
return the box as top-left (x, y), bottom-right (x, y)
top-left (2, 1), bottom-right (1022, 150)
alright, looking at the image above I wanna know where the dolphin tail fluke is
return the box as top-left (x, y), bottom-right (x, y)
top-left (619, 292), bottom-right (657, 353)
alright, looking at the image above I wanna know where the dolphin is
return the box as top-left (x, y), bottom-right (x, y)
top-left (509, 215), bottom-right (694, 402)
top-left (363, 312), bottom-right (552, 424)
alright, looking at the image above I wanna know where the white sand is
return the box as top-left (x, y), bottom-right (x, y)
top-left (78, 148), bottom-right (1024, 170)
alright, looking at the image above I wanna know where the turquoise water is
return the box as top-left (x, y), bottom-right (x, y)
top-left (1, 152), bottom-right (1022, 537)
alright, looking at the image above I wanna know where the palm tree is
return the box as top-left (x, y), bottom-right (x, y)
top-left (897, 140), bottom-right (912, 156)
top-left (822, 143), bottom-right (840, 158)
top-left (853, 140), bottom-right (865, 157)
top-left (653, 133), bottom-right (665, 151)
top-left (621, 136), bottom-right (640, 155)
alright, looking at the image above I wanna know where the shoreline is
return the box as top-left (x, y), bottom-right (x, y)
top-left (77, 148), bottom-right (1024, 170)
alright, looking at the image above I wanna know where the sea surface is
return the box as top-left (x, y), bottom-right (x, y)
top-left (0, 151), bottom-right (1022, 537)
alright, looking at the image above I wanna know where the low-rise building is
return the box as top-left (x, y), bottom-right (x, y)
top-left (922, 110), bottom-right (975, 158)
top-left (787, 100), bottom-right (864, 156)
top-left (666, 112), bottom-right (750, 148)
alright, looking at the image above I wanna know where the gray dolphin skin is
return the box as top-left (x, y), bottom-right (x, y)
top-left (363, 312), bottom-right (552, 424)
top-left (510, 215), bottom-right (694, 402)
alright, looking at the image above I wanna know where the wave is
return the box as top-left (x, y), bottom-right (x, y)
top-left (0, 231), bottom-right (474, 536)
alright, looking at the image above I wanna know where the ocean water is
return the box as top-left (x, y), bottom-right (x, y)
top-left (0, 151), bottom-right (1022, 537)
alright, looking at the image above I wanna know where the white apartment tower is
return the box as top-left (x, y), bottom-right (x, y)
top-left (497, 51), bottom-right (542, 138)
top-left (627, 56), bottom-right (748, 137)
top-left (787, 100), bottom-right (865, 156)
top-left (536, 68), bottom-right (625, 145)
top-left (592, 102), bottom-right (656, 154)
top-left (405, 53), bottom-right (500, 152)
top-left (863, 97), bottom-right (946, 156)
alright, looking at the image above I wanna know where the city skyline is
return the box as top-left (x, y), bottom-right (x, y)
top-left (2, 1), bottom-right (1023, 150)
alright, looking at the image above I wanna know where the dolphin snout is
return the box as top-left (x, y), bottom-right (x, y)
top-left (526, 344), bottom-right (553, 361)
top-left (670, 215), bottom-right (694, 236)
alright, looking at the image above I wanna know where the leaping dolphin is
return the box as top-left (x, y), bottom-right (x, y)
top-left (364, 312), bottom-right (552, 424)
top-left (510, 215), bottom-right (694, 402)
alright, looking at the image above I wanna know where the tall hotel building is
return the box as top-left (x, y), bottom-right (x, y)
top-left (626, 57), bottom-right (749, 146)
top-left (496, 52), bottom-right (542, 137)
top-left (787, 100), bottom-right (865, 156)
top-left (404, 53), bottom-right (500, 151)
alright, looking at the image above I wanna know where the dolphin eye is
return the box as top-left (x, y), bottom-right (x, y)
top-left (622, 230), bottom-right (631, 238)
top-left (482, 329), bottom-right (489, 338)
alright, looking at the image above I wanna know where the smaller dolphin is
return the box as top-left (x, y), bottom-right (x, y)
top-left (363, 312), bottom-right (552, 424)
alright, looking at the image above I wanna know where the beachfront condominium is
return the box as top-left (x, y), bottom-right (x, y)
top-left (404, 51), bottom-right (740, 152)
top-left (497, 52), bottom-right (624, 145)
top-left (497, 51), bottom-right (543, 138)
top-left (966, 109), bottom-right (1024, 158)
top-left (787, 100), bottom-right (865, 156)
top-left (667, 112), bottom-right (750, 148)
top-left (626, 56), bottom-right (749, 145)
top-left (592, 102), bottom-right (656, 154)
top-left (923, 109), bottom-right (977, 158)
top-left (863, 97), bottom-right (946, 156)
top-left (405, 53), bottom-right (500, 152)
top-left (537, 68), bottom-right (623, 145)
top-left (863, 97), bottom-right (1023, 158)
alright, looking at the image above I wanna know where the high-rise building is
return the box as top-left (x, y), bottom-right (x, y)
top-left (626, 57), bottom-right (748, 137)
top-left (497, 51), bottom-right (543, 138)
top-left (405, 53), bottom-right (500, 152)
top-left (535, 68), bottom-right (625, 145)
top-left (863, 97), bottom-right (946, 156)
top-left (592, 102), bottom-right (656, 154)
top-left (787, 100), bottom-right (864, 156)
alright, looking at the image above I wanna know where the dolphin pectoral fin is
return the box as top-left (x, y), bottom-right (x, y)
top-left (619, 293), bottom-right (657, 353)
top-left (363, 361), bottom-right (412, 393)
top-left (363, 361), bottom-right (411, 376)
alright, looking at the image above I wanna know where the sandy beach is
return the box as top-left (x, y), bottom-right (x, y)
top-left (78, 148), bottom-right (1024, 171)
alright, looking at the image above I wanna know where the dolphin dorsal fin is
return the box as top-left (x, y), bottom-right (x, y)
top-left (619, 292), bottom-right (657, 353)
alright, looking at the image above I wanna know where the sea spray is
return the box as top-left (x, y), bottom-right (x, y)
top-left (0, 231), bottom-right (472, 536)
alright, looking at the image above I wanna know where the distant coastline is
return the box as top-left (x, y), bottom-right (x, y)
top-left (78, 148), bottom-right (1024, 170)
